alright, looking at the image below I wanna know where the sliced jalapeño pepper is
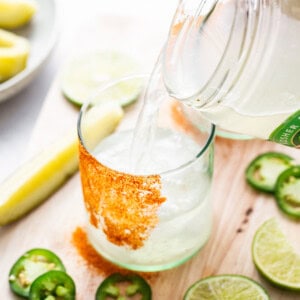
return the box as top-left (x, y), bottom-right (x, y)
top-left (245, 152), bottom-right (293, 193)
top-left (29, 270), bottom-right (76, 300)
top-left (95, 273), bottom-right (152, 300)
top-left (275, 165), bottom-right (300, 219)
top-left (9, 248), bottom-right (66, 298)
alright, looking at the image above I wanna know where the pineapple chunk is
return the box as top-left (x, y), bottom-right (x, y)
top-left (0, 0), bottom-right (37, 29)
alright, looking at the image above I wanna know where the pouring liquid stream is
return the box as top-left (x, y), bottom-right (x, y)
top-left (129, 56), bottom-right (167, 173)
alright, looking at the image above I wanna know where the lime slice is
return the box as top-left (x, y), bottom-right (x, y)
top-left (184, 274), bottom-right (269, 300)
top-left (0, 103), bottom-right (123, 226)
top-left (252, 218), bottom-right (300, 290)
top-left (61, 51), bottom-right (142, 107)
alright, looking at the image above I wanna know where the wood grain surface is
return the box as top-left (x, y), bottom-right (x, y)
top-left (1, 8), bottom-right (300, 300)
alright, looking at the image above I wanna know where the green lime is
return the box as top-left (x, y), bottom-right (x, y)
top-left (184, 274), bottom-right (269, 300)
top-left (252, 218), bottom-right (300, 290)
top-left (61, 51), bottom-right (142, 107)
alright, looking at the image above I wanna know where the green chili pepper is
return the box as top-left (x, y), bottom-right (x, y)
top-left (245, 152), bottom-right (293, 193)
top-left (29, 270), bottom-right (76, 300)
top-left (8, 248), bottom-right (66, 298)
top-left (275, 165), bottom-right (300, 218)
top-left (95, 273), bottom-right (152, 300)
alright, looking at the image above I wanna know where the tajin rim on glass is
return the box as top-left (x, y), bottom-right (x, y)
top-left (76, 74), bottom-right (215, 271)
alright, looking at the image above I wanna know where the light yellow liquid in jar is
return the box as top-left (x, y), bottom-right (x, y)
top-left (163, 0), bottom-right (300, 144)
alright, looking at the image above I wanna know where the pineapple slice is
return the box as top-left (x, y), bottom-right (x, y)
top-left (0, 29), bottom-right (29, 82)
top-left (0, 103), bottom-right (123, 226)
top-left (0, 0), bottom-right (37, 29)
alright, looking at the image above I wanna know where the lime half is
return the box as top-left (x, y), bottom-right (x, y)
top-left (61, 51), bottom-right (142, 107)
top-left (184, 275), bottom-right (269, 300)
top-left (252, 218), bottom-right (300, 290)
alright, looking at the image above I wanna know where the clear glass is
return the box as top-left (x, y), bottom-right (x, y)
top-left (163, 0), bottom-right (300, 142)
top-left (77, 75), bottom-right (215, 272)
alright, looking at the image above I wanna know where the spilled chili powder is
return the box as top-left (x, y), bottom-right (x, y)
top-left (71, 226), bottom-right (157, 280)
top-left (78, 142), bottom-right (166, 250)
top-left (72, 226), bottom-right (125, 276)
top-left (170, 101), bottom-right (202, 142)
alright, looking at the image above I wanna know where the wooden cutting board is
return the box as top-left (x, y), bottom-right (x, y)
top-left (1, 10), bottom-right (300, 300)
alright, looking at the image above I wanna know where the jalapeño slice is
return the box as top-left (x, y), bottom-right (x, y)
top-left (9, 248), bottom-right (66, 298)
top-left (95, 273), bottom-right (152, 300)
top-left (245, 152), bottom-right (293, 193)
top-left (275, 165), bottom-right (300, 218)
top-left (29, 270), bottom-right (76, 300)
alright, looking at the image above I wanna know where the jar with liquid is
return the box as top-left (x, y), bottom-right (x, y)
top-left (162, 0), bottom-right (300, 147)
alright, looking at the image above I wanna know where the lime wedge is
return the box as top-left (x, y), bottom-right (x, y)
top-left (0, 103), bottom-right (123, 226)
top-left (61, 51), bottom-right (141, 107)
top-left (252, 218), bottom-right (300, 290)
top-left (184, 275), bottom-right (269, 300)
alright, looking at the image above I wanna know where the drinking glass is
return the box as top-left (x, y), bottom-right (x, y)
top-left (77, 75), bottom-right (215, 272)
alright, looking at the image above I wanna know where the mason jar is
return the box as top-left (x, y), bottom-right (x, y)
top-left (163, 0), bottom-right (300, 147)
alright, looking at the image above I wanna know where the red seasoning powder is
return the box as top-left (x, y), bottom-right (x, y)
top-left (71, 226), bottom-right (157, 281)
top-left (78, 142), bottom-right (166, 250)
top-left (170, 101), bottom-right (200, 138)
top-left (72, 227), bottom-right (125, 276)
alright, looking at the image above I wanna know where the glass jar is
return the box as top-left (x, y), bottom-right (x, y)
top-left (163, 0), bottom-right (300, 147)
top-left (77, 75), bottom-right (215, 271)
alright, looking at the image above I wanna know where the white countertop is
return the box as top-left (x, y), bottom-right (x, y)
top-left (0, 0), bottom-right (177, 182)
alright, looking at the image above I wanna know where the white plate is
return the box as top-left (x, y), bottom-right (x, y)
top-left (0, 0), bottom-right (57, 102)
